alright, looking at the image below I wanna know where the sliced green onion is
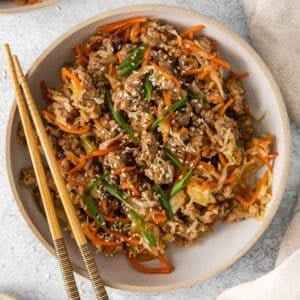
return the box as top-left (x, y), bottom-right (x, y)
top-left (102, 182), bottom-right (133, 207)
top-left (144, 75), bottom-right (152, 101)
top-left (105, 90), bottom-right (138, 143)
top-left (151, 97), bottom-right (189, 130)
top-left (189, 92), bottom-right (204, 103)
top-left (117, 45), bottom-right (148, 77)
top-left (80, 134), bottom-right (96, 153)
top-left (86, 172), bottom-right (109, 194)
top-left (154, 185), bottom-right (174, 221)
top-left (129, 209), bottom-right (156, 246)
top-left (170, 169), bottom-right (193, 198)
top-left (163, 147), bottom-right (187, 173)
top-left (84, 196), bottom-right (106, 228)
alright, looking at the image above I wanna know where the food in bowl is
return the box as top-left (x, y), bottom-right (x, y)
top-left (19, 17), bottom-right (276, 274)
top-left (11, 0), bottom-right (41, 4)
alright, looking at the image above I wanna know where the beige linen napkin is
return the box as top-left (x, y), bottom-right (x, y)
top-left (243, 0), bottom-right (300, 125)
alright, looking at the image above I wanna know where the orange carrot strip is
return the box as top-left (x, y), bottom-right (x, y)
top-left (123, 26), bottom-right (131, 43)
top-left (198, 68), bottom-right (210, 80)
top-left (130, 22), bottom-right (141, 43)
top-left (229, 71), bottom-right (249, 79)
top-left (234, 194), bottom-right (250, 206)
top-left (108, 63), bottom-right (113, 76)
top-left (256, 153), bottom-right (272, 172)
top-left (61, 67), bottom-right (83, 91)
top-left (105, 228), bottom-right (139, 245)
top-left (241, 184), bottom-right (254, 196)
top-left (152, 63), bottom-right (180, 87)
top-left (162, 91), bottom-right (172, 107)
top-left (83, 224), bottom-right (120, 247)
top-left (116, 52), bottom-right (124, 63)
top-left (42, 110), bottom-right (91, 135)
top-left (268, 151), bottom-right (278, 158)
top-left (102, 215), bottom-right (131, 223)
top-left (67, 159), bottom-right (87, 175)
top-left (142, 46), bottom-right (151, 67)
top-left (74, 45), bottom-right (88, 67)
top-left (121, 179), bottom-right (141, 197)
top-left (85, 145), bottom-right (122, 160)
top-left (127, 252), bottom-right (173, 274)
top-left (218, 99), bottom-right (234, 116)
top-left (211, 56), bottom-right (231, 69)
top-left (224, 176), bottom-right (236, 184)
top-left (218, 152), bottom-right (227, 168)
top-left (183, 68), bottom-right (203, 76)
top-left (151, 210), bottom-right (167, 225)
top-left (210, 95), bottom-right (225, 104)
top-left (180, 24), bottom-right (205, 37)
top-left (200, 181), bottom-right (218, 191)
top-left (188, 32), bottom-right (193, 40)
top-left (235, 171), bottom-right (269, 207)
top-left (113, 166), bottom-right (136, 176)
top-left (40, 80), bottom-right (52, 104)
top-left (97, 17), bottom-right (148, 32)
top-left (201, 148), bottom-right (211, 157)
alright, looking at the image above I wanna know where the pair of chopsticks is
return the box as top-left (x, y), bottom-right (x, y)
top-left (4, 44), bottom-right (109, 300)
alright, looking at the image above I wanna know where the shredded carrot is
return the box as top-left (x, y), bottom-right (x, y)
top-left (74, 45), bottom-right (88, 67)
top-left (218, 152), bottom-right (227, 168)
top-left (192, 154), bottom-right (201, 168)
top-left (198, 161), bottom-right (214, 172)
top-left (127, 252), bottom-right (173, 274)
top-left (130, 22), bottom-right (141, 43)
top-left (200, 181), bottom-right (218, 191)
top-left (256, 153), bottom-right (272, 172)
top-left (102, 215), bottom-right (131, 223)
top-left (151, 210), bottom-right (167, 225)
top-left (183, 68), bottom-right (203, 76)
top-left (188, 32), bottom-right (193, 40)
top-left (229, 71), bottom-right (249, 79)
top-left (235, 171), bottom-right (269, 206)
top-left (211, 56), bottom-right (231, 69)
top-left (123, 26), bottom-right (131, 43)
top-left (224, 176), bottom-right (236, 184)
top-left (198, 68), bottom-right (210, 80)
top-left (208, 204), bottom-right (217, 211)
top-left (121, 179), bottom-right (141, 197)
top-left (142, 46), bottom-right (151, 67)
top-left (105, 228), bottom-right (140, 245)
top-left (65, 151), bottom-right (80, 164)
top-left (152, 63), bottom-right (180, 87)
top-left (85, 145), bottom-right (122, 160)
top-left (42, 110), bottom-right (91, 135)
top-left (61, 67), bottom-right (83, 91)
top-left (218, 99), bottom-right (234, 116)
top-left (180, 24), bottom-right (205, 37)
top-left (210, 95), bottom-right (225, 104)
top-left (97, 17), bottom-right (148, 32)
top-left (67, 159), bottom-right (87, 175)
top-left (40, 80), bottom-right (52, 104)
top-left (201, 148), bottom-right (211, 157)
top-left (268, 151), bottom-right (278, 158)
top-left (116, 52), bottom-right (124, 63)
top-left (83, 224), bottom-right (120, 247)
top-left (101, 198), bottom-right (108, 214)
top-left (162, 91), bottom-right (172, 107)
top-left (108, 63), bottom-right (114, 76)
top-left (240, 184), bottom-right (254, 196)
top-left (210, 39), bottom-right (218, 52)
top-left (112, 166), bottom-right (136, 176)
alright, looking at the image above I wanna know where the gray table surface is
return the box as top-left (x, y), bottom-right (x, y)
top-left (0, 0), bottom-right (299, 299)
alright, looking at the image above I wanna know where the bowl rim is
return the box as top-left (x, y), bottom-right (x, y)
top-left (0, 0), bottom-right (60, 14)
top-left (6, 4), bottom-right (291, 292)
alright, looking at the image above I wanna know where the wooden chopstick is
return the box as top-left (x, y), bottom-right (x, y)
top-left (4, 45), bottom-right (108, 300)
top-left (4, 44), bottom-right (80, 300)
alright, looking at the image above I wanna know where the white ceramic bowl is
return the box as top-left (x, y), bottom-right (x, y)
top-left (6, 5), bottom-right (291, 292)
top-left (0, 0), bottom-right (60, 13)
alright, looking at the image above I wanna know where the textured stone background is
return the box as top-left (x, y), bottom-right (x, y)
top-left (0, 0), bottom-right (299, 299)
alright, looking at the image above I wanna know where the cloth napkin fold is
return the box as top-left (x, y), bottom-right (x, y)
top-left (217, 0), bottom-right (300, 298)
top-left (243, 0), bottom-right (300, 125)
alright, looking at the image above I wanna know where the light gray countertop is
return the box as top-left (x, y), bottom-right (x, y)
top-left (0, 0), bottom-right (299, 299)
